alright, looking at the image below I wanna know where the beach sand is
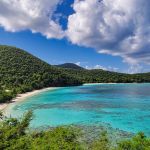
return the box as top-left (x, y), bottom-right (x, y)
top-left (0, 87), bottom-right (57, 112)
top-left (0, 83), bottom-right (119, 112)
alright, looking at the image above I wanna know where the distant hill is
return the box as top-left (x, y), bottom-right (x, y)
top-left (63, 68), bottom-right (150, 83)
top-left (56, 63), bottom-right (84, 70)
top-left (56, 64), bottom-right (150, 84)
top-left (0, 45), bottom-right (150, 103)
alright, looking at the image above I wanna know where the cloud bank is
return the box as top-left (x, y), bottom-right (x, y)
top-left (67, 0), bottom-right (150, 64)
top-left (0, 0), bottom-right (150, 65)
top-left (0, 0), bottom-right (64, 39)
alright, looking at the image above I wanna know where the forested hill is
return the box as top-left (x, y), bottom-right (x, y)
top-left (0, 45), bottom-right (82, 103)
top-left (56, 63), bottom-right (84, 70)
top-left (56, 64), bottom-right (150, 83)
top-left (0, 45), bottom-right (150, 103)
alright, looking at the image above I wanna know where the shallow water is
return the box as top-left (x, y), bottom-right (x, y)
top-left (6, 84), bottom-right (150, 136)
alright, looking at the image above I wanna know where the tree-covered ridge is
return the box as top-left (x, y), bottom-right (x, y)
top-left (56, 63), bottom-right (84, 70)
top-left (60, 68), bottom-right (150, 83)
top-left (0, 111), bottom-right (150, 150)
top-left (0, 45), bottom-right (82, 103)
top-left (0, 45), bottom-right (150, 103)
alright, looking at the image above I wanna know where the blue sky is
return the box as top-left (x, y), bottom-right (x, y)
top-left (0, 28), bottom-right (125, 71)
top-left (0, 0), bottom-right (149, 73)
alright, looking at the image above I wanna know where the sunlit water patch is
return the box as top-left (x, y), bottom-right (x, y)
top-left (5, 83), bottom-right (150, 136)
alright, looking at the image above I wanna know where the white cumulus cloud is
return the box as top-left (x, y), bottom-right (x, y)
top-left (85, 64), bottom-right (119, 72)
top-left (0, 0), bottom-right (64, 39)
top-left (75, 62), bottom-right (81, 66)
top-left (0, 0), bottom-right (150, 66)
top-left (93, 65), bottom-right (107, 70)
top-left (67, 0), bottom-right (150, 64)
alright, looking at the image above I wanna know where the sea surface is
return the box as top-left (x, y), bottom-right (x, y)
top-left (6, 83), bottom-right (150, 136)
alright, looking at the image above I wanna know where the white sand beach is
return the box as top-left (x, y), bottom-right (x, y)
top-left (0, 87), bottom-right (58, 112)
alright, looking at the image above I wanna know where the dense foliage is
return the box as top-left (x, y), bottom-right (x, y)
top-left (0, 45), bottom-right (150, 103)
top-left (0, 45), bottom-right (82, 103)
top-left (0, 111), bottom-right (150, 150)
top-left (56, 63), bottom-right (84, 70)
top-left (59, 67), bottom-right (150, 84)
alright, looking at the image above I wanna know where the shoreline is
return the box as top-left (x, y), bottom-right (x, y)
top-left (0, 87), bottom-right (58, 112)
top-left (1, 82), bottom-right (149, 112)
top-left (83, 83), bottom-right (149, 85)
top-left (0, 83), bottom-right (107, 112)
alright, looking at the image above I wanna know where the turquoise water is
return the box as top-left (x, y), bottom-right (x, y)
top-left (6, 84), bottom-right (150, 136)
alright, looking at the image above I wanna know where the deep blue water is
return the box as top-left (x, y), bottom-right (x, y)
top-left (6, 84), bottom-right (150, 135)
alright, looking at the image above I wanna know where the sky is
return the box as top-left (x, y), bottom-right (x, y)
top-left (0, 0), bottom-right (149, 73)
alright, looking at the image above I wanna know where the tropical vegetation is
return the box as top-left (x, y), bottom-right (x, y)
top-left (0, 45), bottom-right (82, 103)
top-left (0, 45), bottom-right (150, 103)
top-left (0, 111), bottom-right (150, 150)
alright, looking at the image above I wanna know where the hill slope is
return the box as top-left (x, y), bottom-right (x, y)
top-left (0, 45), bottom-right (150, 103)
top-left (0, 45), bottom-right (82, 103)
top-left (63, 68), bottom-right (150, 83)
top-left (56, 63), bottom-right (84, 70)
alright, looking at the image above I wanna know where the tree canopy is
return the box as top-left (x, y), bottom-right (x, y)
top-left (0, 111), bottom-right (150, 150)
top-left (0, 45), bottom-right (82, 103)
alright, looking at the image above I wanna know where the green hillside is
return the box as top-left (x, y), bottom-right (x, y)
top-left (60, 66), bottom-right (150, 83)
top-left (56, 63), bottom-right (150, 83)
top-left (56, 63), bottom-right (84, 70)
top-left (0, 45), bottom-right (149, 103)
top-left (0, 45), bottom-right (82, 103)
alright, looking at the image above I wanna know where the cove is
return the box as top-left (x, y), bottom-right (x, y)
top-left (5, 83), bottom-right (150, 136)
